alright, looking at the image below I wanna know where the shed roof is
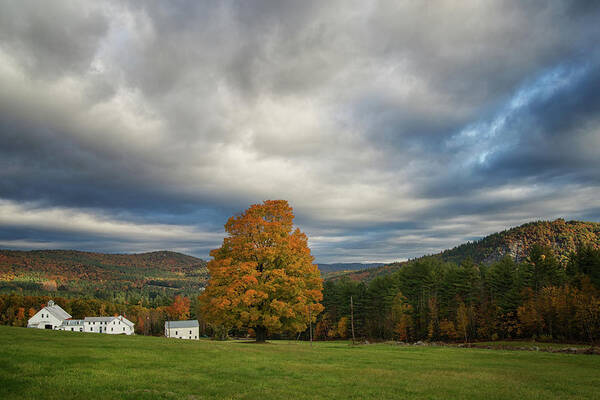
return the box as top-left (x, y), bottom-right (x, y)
top-left (84, 316), bottom-right (115, 322)
top-left (165, 320), bottom-right (199, 328)
top-left (61, 319), bottom-right (84, 326)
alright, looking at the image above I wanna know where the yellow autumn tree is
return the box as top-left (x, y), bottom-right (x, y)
top-left (456, 302), bottom-right (470, 343)
top-left (337, 316), bottom-right (349, 339)
top-left (392, 292), bottom-right (413, 341)
top-left (199, 200), bottom-right (324, 342)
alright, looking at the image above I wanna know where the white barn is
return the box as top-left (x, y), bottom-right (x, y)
top-left (165, 320), bottom-right (199, 340)
top-left (27, 300), bottom-right (71, 330)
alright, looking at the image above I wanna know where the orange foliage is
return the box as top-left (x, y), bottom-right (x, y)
top-left (440, 319), bottom-right (458, 340)
top-left (337, 317), bottom-right (349, 339)
top-left (42, 280), bottom-right (57, 291)
top-left (166, 295), bottom-right (191, 320)
top-left (199, 200), bottom-right (324, 340)
top-left (395, 314), bottom-right (412, 341)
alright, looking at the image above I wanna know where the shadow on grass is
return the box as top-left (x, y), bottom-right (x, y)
top-left (235, 340), bottom-right (273, 344)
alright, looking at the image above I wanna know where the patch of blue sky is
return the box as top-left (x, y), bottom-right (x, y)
top-left (446, 63), bottom-right (588, 166)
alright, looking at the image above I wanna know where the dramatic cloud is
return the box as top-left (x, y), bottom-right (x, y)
top-left (1, 1), bottom-right (599, 262)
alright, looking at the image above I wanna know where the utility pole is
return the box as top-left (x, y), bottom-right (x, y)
top-left (308, 306), bottom-right (312, 347)
top-left (309, 307), bottom-right (313, 347)
top-left (350, 296), bottom-right (356, 344)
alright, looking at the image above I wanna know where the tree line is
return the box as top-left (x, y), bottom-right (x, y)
top-left (319, 245), bottom-right (600, 343)
top-left (1, 244), bottom-right (598, 344)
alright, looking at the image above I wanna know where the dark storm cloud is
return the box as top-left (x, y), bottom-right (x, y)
top-left (480, 63), bottom-right (600, 183)
top-left (0, 0), bottom-right (108, 77)
top-left (0, 0), bottom-right (599, 262)
top-left (422, 59), bottom-right (600, 203)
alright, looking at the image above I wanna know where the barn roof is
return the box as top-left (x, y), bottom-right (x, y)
top-left (118, 316), bottom-right (134, 326)
top-left (165, 320), bottom-right (199, 328)
top-left (45, 301), bottom-right (71, 320)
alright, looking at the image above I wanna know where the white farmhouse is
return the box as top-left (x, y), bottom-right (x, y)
top-left (165, 320), bottom-right (199, 340)
top-left (27, 300), bottom-right (71, 330)
top-left (82, 316), bottom-right (134, 335)
top-left (28, 300), bottom-right (135, 335)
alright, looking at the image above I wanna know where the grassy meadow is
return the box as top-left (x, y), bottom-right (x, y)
top-left (472, 341), bottom-right (591, 350)
top-left (1, 326), bottom-right (599, 400)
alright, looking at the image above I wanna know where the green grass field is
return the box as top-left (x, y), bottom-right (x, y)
top-left (1, 326), bottom-right (599, 400)
top-left (472, 341), bottom-right (590, 350)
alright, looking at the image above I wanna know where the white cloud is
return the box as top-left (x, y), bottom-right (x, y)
top-left (0, 200), bottom-right (222, 243)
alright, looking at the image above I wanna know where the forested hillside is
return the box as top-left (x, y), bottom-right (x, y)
top-left (2, 219), bottom-right (599, 344)
top-left (0, 250), bottom-right (207, 305)
top-left (441, 219), bottom-right (600, 265)
top-left (321, 244), bottom-right (600, 343)
top-left (317, 220), bottom-right (600, 344)
top-left (341, 219), bottom-right (600, 282)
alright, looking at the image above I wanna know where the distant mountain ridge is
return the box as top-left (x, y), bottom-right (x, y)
top-left (3, 219), bottom-right (599, 290)
top-left (317, 263), bottom-right (384, 273)
top-left (0, 249), bottom-right (204, 266)
top-left (317, 262), bottom-right (385, 279)
top-left (0, 249), bottom-right (207, 297)
top-left (337, 219), bottom-right (600, 281)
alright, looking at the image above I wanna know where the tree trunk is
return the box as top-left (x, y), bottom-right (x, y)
top-left (255, 325), bottom-right (267, 343)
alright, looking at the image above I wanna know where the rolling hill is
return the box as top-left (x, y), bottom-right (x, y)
top-left (337, 219), bottom-right (600, 281)
top-left (0, 249), bottom-right (207, 299)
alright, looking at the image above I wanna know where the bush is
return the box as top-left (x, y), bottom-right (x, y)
top-left (211, 325), bottom-right (229, 341)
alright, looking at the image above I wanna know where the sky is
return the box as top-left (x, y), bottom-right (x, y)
top-left (1, 1), bottom-right (599, 263)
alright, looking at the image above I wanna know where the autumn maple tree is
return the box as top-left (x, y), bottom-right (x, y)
top-left (199, 200), bottom-right (324, 342)
top-left (166, 295), bottom-right (191, 320)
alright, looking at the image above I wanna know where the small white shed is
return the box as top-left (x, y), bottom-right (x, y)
top-left (165, 320), bottom-right (200, 340)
